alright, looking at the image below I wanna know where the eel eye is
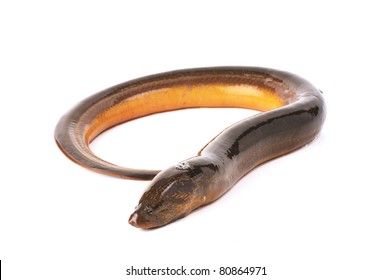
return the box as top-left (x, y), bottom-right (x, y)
top-left (145, 206), bottom-right (153, 214)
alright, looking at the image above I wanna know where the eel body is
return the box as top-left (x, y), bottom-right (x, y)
top-left (55, 67), bottom-right (325, 229)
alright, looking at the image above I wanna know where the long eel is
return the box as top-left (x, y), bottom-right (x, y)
top-left (54, 67), bottom-right (326, 229)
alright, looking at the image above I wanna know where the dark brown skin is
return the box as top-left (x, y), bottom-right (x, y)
top-left (55, 67), bottom-right (326, 229)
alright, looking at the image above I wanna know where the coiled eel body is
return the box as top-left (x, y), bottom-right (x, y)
top-left (55, 67), bottom-right (325, 229)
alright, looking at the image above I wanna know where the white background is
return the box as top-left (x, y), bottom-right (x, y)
top-left (1, 1), bottom-right (391, 279)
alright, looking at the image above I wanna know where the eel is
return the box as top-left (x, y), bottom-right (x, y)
top-left (54, 67), bottom-right (326, 228)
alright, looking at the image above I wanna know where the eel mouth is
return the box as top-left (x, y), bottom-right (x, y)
top-left (128, 207), bottom-right (162, 229)
top-left (128, 212), bottom-right (141, 228)
top-left (128, 211), bottom-right (153, 229)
